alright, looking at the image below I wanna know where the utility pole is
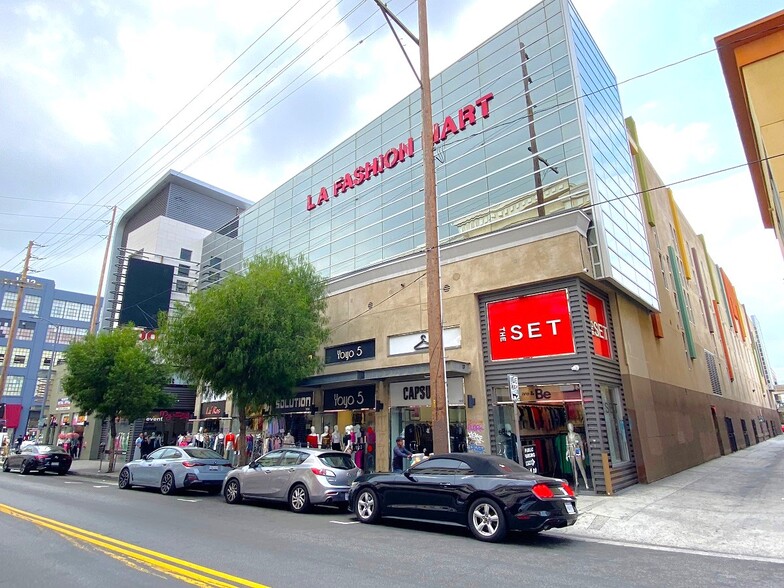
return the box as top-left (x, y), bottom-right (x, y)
top-left (417, 0), bottom-right (449, 454)
top-left (520, 43), bottom-right (545, 217)
top-left (373, 0), bottom-right (449, 454)
top-left (90, 205), bottom-right (117, 334)
top-left (0, 241), bottom-right (38, 407)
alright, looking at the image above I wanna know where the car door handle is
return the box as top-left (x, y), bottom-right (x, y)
top-left (439, 482), bottom-right (451, 487)
top-left (288, 468), bottom-right (296, 472)
top-left (264, 469), bottom-right (272, 473)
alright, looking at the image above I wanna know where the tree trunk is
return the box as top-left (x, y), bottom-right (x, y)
top-left (107, 416), bottom-right (117, 473)
top-left (238, 404), bottom-right (247, 467)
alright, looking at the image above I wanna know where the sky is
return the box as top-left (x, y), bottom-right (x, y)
top-left (1, 0), bottom-right (782, 378)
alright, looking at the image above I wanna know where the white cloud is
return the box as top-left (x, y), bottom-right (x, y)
top-left (637, 120), bottom-right (717, 178)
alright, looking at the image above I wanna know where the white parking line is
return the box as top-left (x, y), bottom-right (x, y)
top-left (176, 498), bottom-right (201, 503)
top-left (63, 481), bottom-right (83, 484)
top-left (92, 485), bottom-right (111, 488)
top-left (329, 520), bottom-right (358, 525)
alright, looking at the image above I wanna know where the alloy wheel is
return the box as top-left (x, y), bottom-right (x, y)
top-left (289, 484), bottom-right (310, 513)
top-left (471, 501), bottom-right (501, 539)
top-left (118, 468), bottom-right (130, 489)
top-left (160, 471), bottom-right (175, 495)
top-left (357, 491), bottom-right (375, 520)
top-left (224, 479), bottom-right (242, 504)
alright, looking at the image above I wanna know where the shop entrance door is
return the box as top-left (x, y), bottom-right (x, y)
top-left (725, 418), bottom-right (738, 452)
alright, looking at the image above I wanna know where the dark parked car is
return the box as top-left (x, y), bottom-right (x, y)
top-left (348, 453), bottom-right (577, 542)
top-left (2, 444), bottom-right (72, 475)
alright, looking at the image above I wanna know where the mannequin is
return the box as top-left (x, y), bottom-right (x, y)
top-left (343, 425), bottom-right (353, 453)
top-left (331, 426), bottom-right (342, 451)
top-left (320, 426), bottom-right (331, 449)
top-left (498, 424), bottom-right (517, 462)
top-left (306, 426), bottom-right (319, 448)
top-left (283, 431), bottom-right (295, 447)
top-left (565, 422), bottom-right (591, 489)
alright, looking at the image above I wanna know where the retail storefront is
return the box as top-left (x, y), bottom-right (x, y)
top-left (480, 280), bottom-right (635, 494)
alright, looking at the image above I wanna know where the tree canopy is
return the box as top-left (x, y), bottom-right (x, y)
top-left (63, 324), bottom-right (172, 471)
top-left (156, 252), bottom-right (330, 463)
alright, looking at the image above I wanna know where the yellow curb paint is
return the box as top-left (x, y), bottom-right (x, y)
top-left (0, 503), bottom-right (269, 588)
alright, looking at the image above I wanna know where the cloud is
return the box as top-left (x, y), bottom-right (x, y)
top-left (637, 120), bottom-right (718, 178)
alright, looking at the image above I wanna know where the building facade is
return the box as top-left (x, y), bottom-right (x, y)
top-left (0, 271), bottom-right (95, 441)
top-left (192, 0), bottom-right (776, 491)
top-left (99, 170), bottom-right (251, 459)
top-left (716, 10), bottom-right (784, 258)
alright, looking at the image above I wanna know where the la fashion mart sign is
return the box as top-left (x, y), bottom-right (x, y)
top-left (487, 290), bottom-right (575, 361)
top-left (306, 93), bottom-right (494, 212)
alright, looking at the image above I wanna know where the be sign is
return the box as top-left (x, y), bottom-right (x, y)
top-left (487, 290), bottom-right (575, 360)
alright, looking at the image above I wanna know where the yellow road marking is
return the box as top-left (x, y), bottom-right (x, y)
top-left (0, 503), bottom-right (269, 588)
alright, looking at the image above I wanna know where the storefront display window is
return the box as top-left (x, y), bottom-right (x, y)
top-left (601, 384), bottom-right (630, 463)
top-left (493, 383), bottom-right (592, 486)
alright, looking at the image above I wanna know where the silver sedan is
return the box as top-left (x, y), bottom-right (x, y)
top-left (118, 446), bottom-right (233, 495)
top-left (222, 448), bottom-right (360, 512)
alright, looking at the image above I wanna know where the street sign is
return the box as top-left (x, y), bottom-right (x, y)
top-left (507, 374), bottom-right (519, 401)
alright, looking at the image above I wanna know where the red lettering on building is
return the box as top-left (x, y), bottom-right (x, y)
top-left (307, 92), bottom-right (494, 211)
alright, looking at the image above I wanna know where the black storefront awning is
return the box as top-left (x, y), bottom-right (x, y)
top-left (298, 360), bottom-right (471, 388)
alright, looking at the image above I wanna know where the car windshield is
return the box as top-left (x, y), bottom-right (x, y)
top-left (183, 448), bottom-right (225, 460)
top-left (36, 446), bottom-right (67, 454)
top-left (318, 453), bottom-right (355, 470)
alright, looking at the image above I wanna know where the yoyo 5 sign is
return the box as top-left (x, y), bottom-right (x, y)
top-left (487, 290), bottom-right (575, 360)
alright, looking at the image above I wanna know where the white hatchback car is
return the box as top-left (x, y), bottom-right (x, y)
top-left (119, 446), bottom-right (233, 495)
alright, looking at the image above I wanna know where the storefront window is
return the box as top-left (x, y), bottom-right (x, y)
top-left (601, 384), bottom-right (630, 463)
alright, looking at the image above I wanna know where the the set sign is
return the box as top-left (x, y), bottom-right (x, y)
top-left (322, 386), bottom-right (376, 411)
top-left (325, 339), bottom-right (375, 364)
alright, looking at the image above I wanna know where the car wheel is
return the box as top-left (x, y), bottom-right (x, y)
top-left (289, 483), bottom-right (311, 513)
top-left (118, 468), bottom-right (132, 489)
top-left (224, 478), bottom-right (243, 504)
top-left (19, 460), bottom-right (30, 475)
top-left (2, 460), bottom-right (9, 473)
top-left (468, 497), bottom-right (507, 543)
top-left (160, 471), bottom-right (177, 495)
top-left (354, 488), bottom-right (380, 524)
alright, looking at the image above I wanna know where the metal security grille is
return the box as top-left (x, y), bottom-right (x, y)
top-left (705, 350), bottom-right (722, 395)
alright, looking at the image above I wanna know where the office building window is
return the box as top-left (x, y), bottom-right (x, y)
top-left (180, 248), bottom-right (192, 262)
top-left (41, 350), bottom-right (64, 370)
top-left (0, 346), bottom-right (30, 368)
top-left (3, 375), bottom-right (24, 396)
top-left (175, 280), bottom-right (188, 294)
top-left (0, 318), bottom-right (9, 338)
top-left (51, 299), bottom-right (93, 322)
top-left (177, 264), bottom-right (190, 277)
top-left (2, 292), bottom-right (17, 312)
top-left (22, 295), bottom-right (41, 315)
top-left (16, 321), bottom-right (35, 341)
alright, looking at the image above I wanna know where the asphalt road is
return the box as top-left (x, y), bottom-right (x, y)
top-left (0, 471), bottom-right (782, 587)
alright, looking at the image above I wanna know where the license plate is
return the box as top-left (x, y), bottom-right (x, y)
top-left (209, 465), bottom-right (219, 471)
top-left (565, 502), bottom-right (576, 514)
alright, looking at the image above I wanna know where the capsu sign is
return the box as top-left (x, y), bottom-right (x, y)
top-left (306, 93), bottom-right (494, 212)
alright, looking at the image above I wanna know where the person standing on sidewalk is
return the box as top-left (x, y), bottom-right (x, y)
top-left (133, 433), bottom-right (143, 460)
top-left (392, 437), bottom-right (413, 473)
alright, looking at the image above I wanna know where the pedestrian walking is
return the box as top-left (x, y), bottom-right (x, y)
top-left (133, 433), bottom-right (143, 460)
top-left (392, 436), bottom-right (413, 473)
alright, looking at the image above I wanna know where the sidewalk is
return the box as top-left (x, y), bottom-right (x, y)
top-left (67, 457), bottom-right (122, 480)
top-left (555, 434), bottom-right (784, 561)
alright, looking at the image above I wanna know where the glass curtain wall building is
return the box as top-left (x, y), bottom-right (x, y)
top-left (202, 0), bottom-right (657, 310)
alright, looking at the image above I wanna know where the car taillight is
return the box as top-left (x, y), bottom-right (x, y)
top-left (181, 461), bottom-right (205, 468)
top-left (531, 483), bottom-right (555, 499)
top-left (35, 455), bottom-right (47, 461)
top-left (562, 483), bottom-right (575, 497)
top-left (311, 467), bottom-right (336, 478)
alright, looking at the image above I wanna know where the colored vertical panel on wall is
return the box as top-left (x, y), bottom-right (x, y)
top-left (667, 189), bottom-right (691, 280)
top-left (668, 246), bottom-right (696, 359)
top-left (715, 264), bottom-right (734, 325)
top-left (720, 268), bottom-right (743, 337)
top-left (700, 235), bottom-right (721, 302)
top-left (625, 117), bottom-right (656, 226)
top-left (690, 247), bottom-right (713, 333)
top-left (713, 299), bottom-right (734, 382)
top-left (650, 312), bottom-right (664, 338)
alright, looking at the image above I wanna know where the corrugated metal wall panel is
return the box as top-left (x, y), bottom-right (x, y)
top-left (167, 185), bottom-right (241, 232)
top-left (478, 278), bottom-right (637, 494)
top-left (122, 185), bottom-right (169, 248)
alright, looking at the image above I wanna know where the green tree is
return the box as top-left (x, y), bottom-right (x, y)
top-left (63, 325), bottom-right (172, 472)
top-left (157, 252), bottom-right (330, 465)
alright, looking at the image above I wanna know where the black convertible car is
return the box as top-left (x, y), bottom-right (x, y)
top-left (348, 453), bottom-right (577, 542)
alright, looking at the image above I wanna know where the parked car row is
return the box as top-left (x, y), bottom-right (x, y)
top-left (3, 443), bottom-right (579, 543)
